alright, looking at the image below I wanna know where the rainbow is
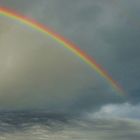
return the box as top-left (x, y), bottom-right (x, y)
top-left (0, 7), bottom-right (125, 96)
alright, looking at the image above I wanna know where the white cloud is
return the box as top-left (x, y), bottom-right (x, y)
top-left (88, 103), bottom-right (140, 120)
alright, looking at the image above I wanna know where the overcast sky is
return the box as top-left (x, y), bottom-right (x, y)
top-left (0, 1), bottom-right (140, 139)
top-left (0, 0), bottom-right (140, 117)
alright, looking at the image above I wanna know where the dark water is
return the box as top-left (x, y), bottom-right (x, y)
top-left (0, 111), bottom-right (139, 140)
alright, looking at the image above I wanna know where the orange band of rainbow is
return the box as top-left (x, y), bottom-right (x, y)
top-left (0, 7), bottom-right (125, 96)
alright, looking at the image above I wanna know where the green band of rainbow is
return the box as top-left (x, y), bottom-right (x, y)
top-left (0, 7), bottom-right (125, 96)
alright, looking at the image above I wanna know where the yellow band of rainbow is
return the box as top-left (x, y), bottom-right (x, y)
top-left (0, 7), bottom-right (125, 96)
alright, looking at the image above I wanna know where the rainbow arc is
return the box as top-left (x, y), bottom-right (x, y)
top-left (0, 7), bottom-right (125, 96)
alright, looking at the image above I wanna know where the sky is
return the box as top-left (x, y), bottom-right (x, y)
top-left (0, 0), bottom-right (140, 139)
top-left (0, 0), bottom-right (140, 97)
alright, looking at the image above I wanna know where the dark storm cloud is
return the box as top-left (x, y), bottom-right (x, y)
top-left (0, 0), bottom-right (140, 110)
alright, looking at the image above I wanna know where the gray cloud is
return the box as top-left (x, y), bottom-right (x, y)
top-left (0, 117), bottom-right (140, 140)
